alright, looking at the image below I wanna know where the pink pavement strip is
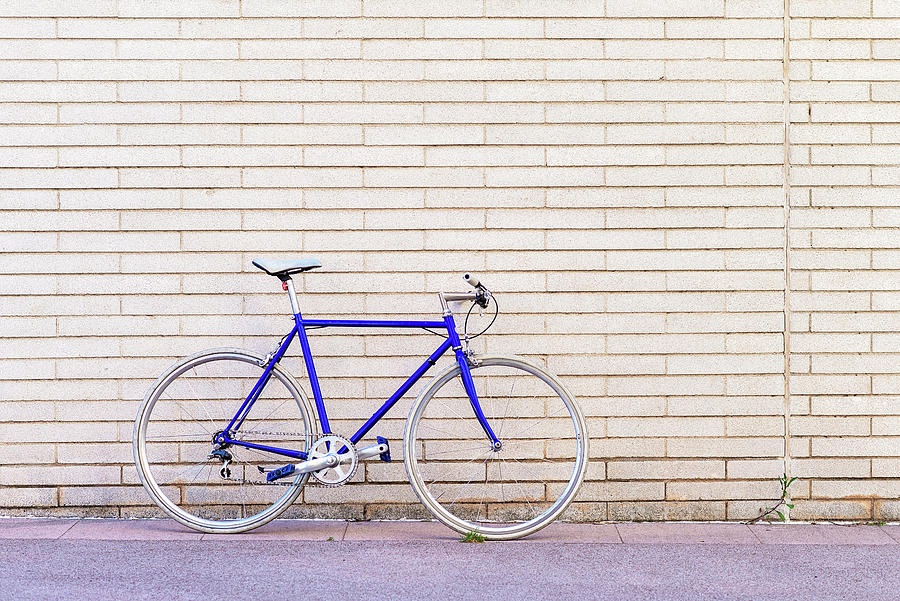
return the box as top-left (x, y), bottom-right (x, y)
top-left (524, 522), bottom-right (621, 543)
top-left (1, 519), bottom-right (900, 544)
top-left (749, 524), bottom-right (898, 545)
top-left (201, 519), bottom-right (347, 541)
top-left (62, 519), bottom-right (203, 541)
top-left (616, 522), bottom-right (759, 545)
top-left (344, 520), bottom-right (457, 541)
top-left (0, 518), bottom-right (78, 539)
top-left (882, 525), bottom-right (900, 543)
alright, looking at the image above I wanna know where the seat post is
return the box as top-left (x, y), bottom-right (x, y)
top-left (283, 277), bottom-right (301, 316)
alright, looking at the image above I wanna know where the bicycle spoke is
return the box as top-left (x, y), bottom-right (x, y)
top-left (448, 452), bottom-right (492, 509)
top-left (424, 451), bottom-right (488, 490)
top-left (244, 396), bottom-right (292, 432)
top-left (424, 444), bottom-right (494, 458)
top-left (496, 374), bottom-right (517, 438)
top-left (161, 388), bottom-right (213, 437)
top-left (475, 453), bottom-right (496, 523)
top-left (500, 455), bottom-right (538, 518)
top-left (170, 457), bottom-right (211, 485)
top-left (505, 406), bottom-right (570, 440)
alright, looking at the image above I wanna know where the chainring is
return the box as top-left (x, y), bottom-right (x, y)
top-left (308, 434), bottom-right (358, 487)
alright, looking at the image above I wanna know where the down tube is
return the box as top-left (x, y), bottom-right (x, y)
top-left (349, 337), bottom-right (453, 445)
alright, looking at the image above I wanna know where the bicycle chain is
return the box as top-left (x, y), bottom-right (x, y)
top-left (215, 430), bottom-right (349, 488)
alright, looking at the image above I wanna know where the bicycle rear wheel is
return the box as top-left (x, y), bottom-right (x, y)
top-left (403, 355), bottom-right (588, 540)
top-left (133, 348), bottom-right (315, 533)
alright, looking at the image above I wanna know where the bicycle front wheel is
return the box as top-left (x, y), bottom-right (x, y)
top-left (133, 348), bottom-right (315, 534)
top-left (404, 355), bottom-right (588, 540)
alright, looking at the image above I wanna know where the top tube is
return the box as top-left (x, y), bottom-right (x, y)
top-left (300, 318), bottom-right (447, 329)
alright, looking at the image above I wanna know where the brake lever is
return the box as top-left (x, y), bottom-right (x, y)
top-left (475, 288), bottom-right (490, 309)
top-left (464, 273), bottom-right (491, 309)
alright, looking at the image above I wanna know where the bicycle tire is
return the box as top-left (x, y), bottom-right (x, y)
top-left (403, 355), bottom-right (588, 540)
top-left (133, 348), bottom-right (317, 534)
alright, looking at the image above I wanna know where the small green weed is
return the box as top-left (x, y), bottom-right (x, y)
top-left (746, 473), bottom-right (797, 525)
top-left (460, 531), bottom-right (486, 543)
top-left (326, 536), bottom-right (335, 541)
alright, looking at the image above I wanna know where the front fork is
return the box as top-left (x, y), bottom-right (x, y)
top-left (444, 314), bottom-right (501, 448)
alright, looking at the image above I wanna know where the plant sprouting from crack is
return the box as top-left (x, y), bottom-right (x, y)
top-left (460, 530), bottom-right (486, 543)
top-left (746, 474), bottom-right (797, 524)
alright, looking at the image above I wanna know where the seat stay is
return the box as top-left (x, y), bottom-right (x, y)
top-left (225, 321), bottom-right (299, 435)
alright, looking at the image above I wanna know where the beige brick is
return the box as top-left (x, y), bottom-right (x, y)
top-left (0, 17), bottom-right (55, 38)
top-left (425, 60), bottom-right (544, 81)
top-left (484, 39), bottom-right (605, 59)
top-left (608, 459), bottom-right (725, 480)
top-left (813, 437), bottom-right (899, 457)
top-left (608, 40), bottom-right (724, 59)
top-left (0, 487), bottom-right (57, 508)
top-left (243, 81), bottom-right (363, 102)
top-left (119, 39), bottom-right (237, 59)
top-left (301, 17), bottom-right (417, 37)
top-left (674, 62), bottom-right (781, 84)
top-left (549, 61), bottom-right (664, 82)
top-left (365, 81), bottom-right (480, 102)
top-left (607, 0), bottom-right (723, 16)
top-left (813, 480), bottom-right (900, 499)
top-left (484, 0), bottom-right (604, 17)
top-left (791, 0), bottom-right (870, 17)
top-left (668, 480), bottom-right (781, 501)
top-left (726, 458), bottom-right (785, 479)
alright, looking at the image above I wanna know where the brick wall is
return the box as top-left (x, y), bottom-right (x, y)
top-left (788, 1), bottom-right (900, 521)
top-left (0, 0), bottom-right (897, 522)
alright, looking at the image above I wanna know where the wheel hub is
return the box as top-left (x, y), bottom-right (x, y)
top-left (211, 430), bottom-right (231, 446)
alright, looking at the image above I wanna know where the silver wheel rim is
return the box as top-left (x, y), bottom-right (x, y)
top-left (404, 355), bottom-right (588, 540)
top-left (133, 349), bottom-right (315, 534)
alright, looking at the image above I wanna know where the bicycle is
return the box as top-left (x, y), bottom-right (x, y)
top-left (133, 258), bottom-right (589, 540)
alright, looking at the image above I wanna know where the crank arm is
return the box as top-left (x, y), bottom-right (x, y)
top-left (357, 441), bottom-right (389, 461)
top-left (266, 453), bottom-right (339, 482)
top-left (267, 440), bottom-right (391, 482)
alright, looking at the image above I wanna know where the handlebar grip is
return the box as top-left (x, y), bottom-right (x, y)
top-left (463, 273), bottom-right (481, 288)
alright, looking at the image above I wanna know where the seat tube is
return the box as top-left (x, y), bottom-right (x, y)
top-left (293, 310), bottom-right (332, 435)
top-left (443, 314), bottom-right (500, 444)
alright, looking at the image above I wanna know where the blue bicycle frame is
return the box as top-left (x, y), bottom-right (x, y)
top-left (217, 305), bottom-right (500, 462)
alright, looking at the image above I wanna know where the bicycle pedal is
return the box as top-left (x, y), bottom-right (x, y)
top-left (266, 463), bottom-right (296, 482)
top-left (376, 436), bottom-right (391, 462)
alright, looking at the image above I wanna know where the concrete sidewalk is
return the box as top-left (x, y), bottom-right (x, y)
top-left (2, 517), bottom-right (900, 544)
top-left (3, 519), bottom-right (900, 601)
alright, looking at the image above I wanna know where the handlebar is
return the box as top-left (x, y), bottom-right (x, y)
top-left (464, 273), bottom-right (490, 308)
top-left (438, 274), bottom-right (492, 312)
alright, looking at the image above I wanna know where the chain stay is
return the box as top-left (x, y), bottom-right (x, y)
top-left (215, 430), bottom-right (357, 488)
top-left (217, 429), bottom-right (312, 487)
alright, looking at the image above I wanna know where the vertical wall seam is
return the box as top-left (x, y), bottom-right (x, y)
top-left (782, 0), bottom-right (794, 516)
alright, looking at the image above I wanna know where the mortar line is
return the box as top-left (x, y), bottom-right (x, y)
top-left (782, 0), bottom-right (793, 519)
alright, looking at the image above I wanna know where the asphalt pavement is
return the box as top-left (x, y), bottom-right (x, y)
top-left (2, 519), bottom-right (898, 601)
